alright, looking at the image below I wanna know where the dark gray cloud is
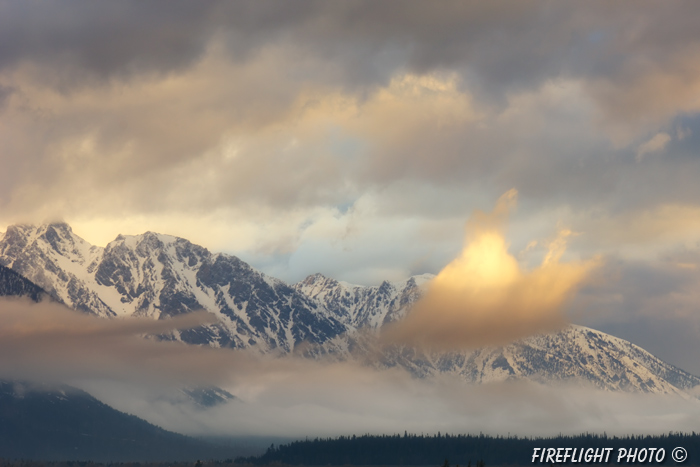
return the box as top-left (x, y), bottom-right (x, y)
top-left (572, 251), bottom-right (700, 373)
top-left (3, 1), bottom-right (700, 101)
top-left (0, 1), bottom-right (219, 83)
top-left (3, 1), bottom-right (700, 200)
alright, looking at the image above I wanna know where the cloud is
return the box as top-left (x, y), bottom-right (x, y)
top-left (0, 49), bottom-right (351, 229)
top-left (383, 190), bottom-right (600, 350)
top-left (2, 295), bottom-right (700, 440)
top-left (636, 132), bottom-right (671, 162)
top-left (568, 246), bottom-right (700, 373)
top-left (572, 204), bottom-right (700, 255)
top-left (5, 2), bottom-right (700, 122)
top-left (0, 1), bottom-right (220, 81)
top-left (86, 371), bottom-right (700, 439)
top-left (0, 297), bottom-right (239, 385)
top-left (3, 4), bottom-right (700, 239)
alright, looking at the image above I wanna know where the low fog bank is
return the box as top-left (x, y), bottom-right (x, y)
top-left (79, 371), bottom-right (700, 440)
top-left (2, 295), bottom-right (700, 440)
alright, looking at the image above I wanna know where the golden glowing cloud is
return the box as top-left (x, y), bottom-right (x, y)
top-left (383, 190), bottom-right (600, 350)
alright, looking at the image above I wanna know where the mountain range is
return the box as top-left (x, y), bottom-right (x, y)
top-left (1, 222), bottom-right (698, 396)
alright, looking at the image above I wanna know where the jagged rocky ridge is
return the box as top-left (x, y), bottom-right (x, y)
top-left (305, 325), bottom-right (700, 394)
top-left (0, 246), bottom-right (234, 409)
top-left (0, 223), bottom-right (345, 351)
top-left (1, 222), bottom-right (698, 395)
top-left (293, 272), bottom-right (432, 331)
top-left (295, 274), bottom-right (700, 394)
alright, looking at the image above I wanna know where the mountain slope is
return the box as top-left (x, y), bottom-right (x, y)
top-left (0, 381), bottom-right (233, 461)
top-left (1, 222), bottom-right (698, 395)
top-left (375, 325), bottom-right (700, 393)
top-left (0, 263), bottom-right (48, 302)
top-left (293, 272), bottom-right (433, 330)
top-left (0, 223), bottom-right (113, 315)
top-left (305, 325), bottom-right (700, 394)
top-left (295, 277), bottom-right (700, 395)
top-left (0, 223), bottom-right (346, 351)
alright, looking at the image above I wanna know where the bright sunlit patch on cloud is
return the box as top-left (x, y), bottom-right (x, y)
top-left (383, 189), bottom-right (600, 350)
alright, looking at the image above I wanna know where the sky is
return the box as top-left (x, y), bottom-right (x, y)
top-left (1, 1), bottom-right (700, 375)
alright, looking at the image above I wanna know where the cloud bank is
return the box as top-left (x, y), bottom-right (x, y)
top-left (384, 190), bottom-right (599, 350)
top-left (2, 296), bottom-right (700, 440)
top-left (0, 297), bottom-right (232, 385)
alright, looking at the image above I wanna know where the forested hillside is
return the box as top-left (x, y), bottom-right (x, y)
top-left (238, 432), bottom-right (700, 466)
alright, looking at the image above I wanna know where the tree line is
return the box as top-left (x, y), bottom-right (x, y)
top-left (236, 431), bottom-right (700, 466)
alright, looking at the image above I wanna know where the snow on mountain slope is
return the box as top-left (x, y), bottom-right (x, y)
top-left (1, 222), bottom-right (698, 395)
top-left (0, 223), bottom-right (346, 351)
top-left (303, 324), bottom-right (700, 394)
top-left (294, 277), bottom-right (700, 395)
top-left (420, 324), bottom-right (700, 393)
top-left (0, 223), bottom-right (113, 316)
top-left (293, 272), bottom-right (433, 330)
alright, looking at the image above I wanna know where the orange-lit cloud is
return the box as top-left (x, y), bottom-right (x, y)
top-left (383, 190), bottom-right (600, 350)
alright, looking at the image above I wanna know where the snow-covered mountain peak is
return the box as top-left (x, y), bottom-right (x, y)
top-left (103, 231), bottom-right (211, 275)
top-left (298, 272), bottom-right (435, 293)
top-left (307, 323), bottom-right (700, 395)
top-left (0, 223), bottom-right (110, 315)
top-left (0, 222), bottom-right (101, 268)
top-left (294, 272), bottom-right (432, 330)
top-left (95, 231), bottom-right (212, 318)
top-left (406, 272), bottom-right (435, 287)
top-left (297, 273), bottom-right (343, 294)
top-left (476, 325), bottom-right (700, 393)
top-left (0, 222), bottom-right (347, 350)
top-left (1, 222), bottom-right (698, 395)
top-left (107, 231), bottom-right (187, 254)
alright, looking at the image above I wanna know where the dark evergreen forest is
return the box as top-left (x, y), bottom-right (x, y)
top-left (237, 432), bottom-right (700, 466)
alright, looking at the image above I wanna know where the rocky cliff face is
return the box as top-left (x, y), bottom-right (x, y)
top-left (0, 223), bottom-right (345, 351)
top-left (1, 222), bottom-right (698, 395)
top-left (293, 272), bottom-right (432, 330)
top-left (304, 325), bottom-right (700, 394)
top-left (0, 263), bottom-right (48, 302)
